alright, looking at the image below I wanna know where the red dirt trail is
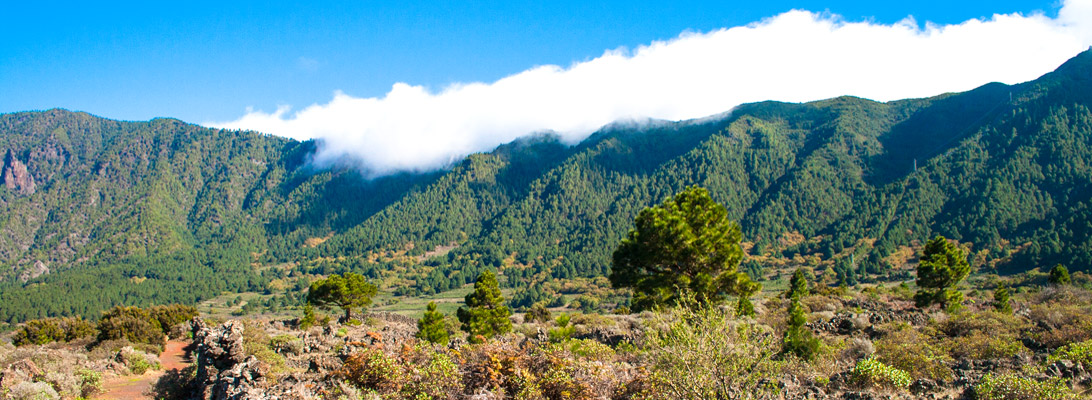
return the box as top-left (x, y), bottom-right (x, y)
top-left (94, 340), bottom-right (190, 400)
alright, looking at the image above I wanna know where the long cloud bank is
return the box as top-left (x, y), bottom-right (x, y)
top-left (209, 0), bottom-right (1092, 176)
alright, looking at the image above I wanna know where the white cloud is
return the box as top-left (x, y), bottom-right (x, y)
top-left (208, 0), bottom-right (1092, 176)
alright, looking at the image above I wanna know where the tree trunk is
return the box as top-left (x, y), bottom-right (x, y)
top-left (344, 307), bottom-right (352, 322)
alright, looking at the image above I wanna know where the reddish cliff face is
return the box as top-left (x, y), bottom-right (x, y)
top-left (2, 149), bottom-right (35, 195)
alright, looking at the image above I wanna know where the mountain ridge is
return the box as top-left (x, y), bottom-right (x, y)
top-left (1, 49), bottom-right (1091, 322)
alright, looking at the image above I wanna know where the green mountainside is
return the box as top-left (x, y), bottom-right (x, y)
top-left (2, 49), bottom-right (1091, 322)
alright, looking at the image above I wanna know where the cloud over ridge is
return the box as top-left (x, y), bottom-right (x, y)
top-left (209, 0), bottom-right (1092, 175)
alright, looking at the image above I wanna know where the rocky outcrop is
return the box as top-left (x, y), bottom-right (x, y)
top-left (2, 149), bottom-right (35, 195)
top-left (0, 359), bottom-right (43, 390)
top-left (18, 260), bottom-right (49, 282)
top-left (191, 318), bottom-right (273, 400)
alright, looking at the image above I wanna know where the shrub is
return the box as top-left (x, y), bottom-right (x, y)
top-left (566, 338), bottom-right (615, 362)
top-left (1050, 339), bottom-right (1092, 367)
top-left (269, 334), bottom-right (303, 355)
top-left (840, 338), bottom-right (875, 361)
top-left (937, 310), bottom-right (1028, 338)
top-left (643, 304), bottom-right (783, 398)
top-left (852, 358), bottom-right (911, 390)
top-left (97, 306), bottom-right (165, 348)
top-left (873, 324), bottom-right (952, 381)
top-left (147, 304), bottom-right (198, 336)
top-left (401, 346), bottom-right (460, 400)
top-left (548, 314), bottom-right (575, 343)
top-left (339, 347), bottom-right (404, 394)
top-left (12, 317), bottom-right (95, 346)
top-left (1050, 264), bottom-right (1071, 285)
top-left (12, 319), bottom-right (64, 346)
top-left (121, 348), bottom-right (160, 375)
top-left (77, 369), bottom-right (104, 398)
top-left (1028, 303), bottom-right (1092, 348)
top-left (947, 331), bottom-right (1027, 360)
top-left (974, 372), bottom-right (1075, 400)
top-left (7, 381), bottom-right (60, 400)
top-left (242, 321), bottom-right (286, 375)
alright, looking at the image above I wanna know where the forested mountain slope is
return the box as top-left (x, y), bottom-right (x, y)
top-left (318, 48), bottom-right (1092, 294)
top-left (2, 49), bottom-right (1091, 322)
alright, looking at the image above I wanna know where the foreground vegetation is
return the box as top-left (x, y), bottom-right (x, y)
top-left (8, 271), bottom-right (1091, 399)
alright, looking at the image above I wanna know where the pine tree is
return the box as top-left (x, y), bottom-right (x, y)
top-left (914, 236), bottom-right (970, 313)
top-left (299, 304), bottom-right (316, 330)
top-left (611, 186), bottom-right (756, 311)
top-left (735, 276), bottom-right (761, 317)
top-left (993, 284), bottom-right (1012, 314)
top-left (783, 297), bottom-right (819, 360)
top-left (307, 272), bottom-right (378, 322)
top-left (789, 268), bottom-right (810, 299)
top-left (457, 270), bottom-right (512, 343)
top-left (416, 301), bottom-right (449, 345)
top-left (1050, 264), bottom-right (1071, 285)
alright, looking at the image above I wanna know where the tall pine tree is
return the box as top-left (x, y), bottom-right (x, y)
top-left (457, 270), bottom-right (512, 343)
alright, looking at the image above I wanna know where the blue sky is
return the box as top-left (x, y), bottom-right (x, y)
top-left (0, 1), bottom-right (1061, 123)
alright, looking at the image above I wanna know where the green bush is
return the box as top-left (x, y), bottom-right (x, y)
top-left (401, 347), bottom-right (460, 400)
top-left (1050, 339), bottom-right (1092, 367)
top-left (77, 369), bottom-right (103, 398)
top-left (339, 348), bottom-right (404, 393)
top-left (947, 331), bottom-right (1026, 360)
top-left (548, 314), bottom-right (575, 343)
top-left (12, 317), bottom-right (96, 346)
top-left (416, 301), bottom-right (450, 345)
top-left (13, 319), bottom-right (65, 345)
top-left (852, 358), bottom-right (911, 390)
top-left (783, 299), bottom-right (820, 360)
top-left (148, 304), bottom-right (197, 336)
top-left (874, 324), bottom-right (953, 381)
top-left (566, 338), bottom-right (615, 361)
top-left (974, 372), bottom-right (1074, 400)
top-left (97, 306), bottom-right (165, 348)
top-left (524, 303), bottom-right (552, 323)
top-left (935, 310), bottom-right (1028, 360)
top-left (125, 351), bottom-right (159, 375)
top-left (269, 334), bottom-right (303, 355)
top-left (643, 304), bottom-right (783, 398)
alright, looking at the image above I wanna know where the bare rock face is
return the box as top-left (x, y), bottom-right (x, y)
top-left (2, 149), bottom-right (36, 195)
top-left (18, 260), bottom-right (49, 282)
top-left (191, 318), bottom-right (274, 400)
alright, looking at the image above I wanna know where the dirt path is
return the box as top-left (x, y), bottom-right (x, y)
top-left (95, 340), bottom-right (190, 400)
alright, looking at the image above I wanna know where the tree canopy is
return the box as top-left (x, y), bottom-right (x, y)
top-left (1050, 264), bottom-right (1071, 285)
top-left (610, 186), bottom-right (754, 311)
top-left (307, 272), bottom-right (378, 321)
top-left (416, 301), bottom-right (449, 345)
top-left (457, 270), bottom-right (512, 343)
top-left (915, 236), bottom-right (970, 312)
